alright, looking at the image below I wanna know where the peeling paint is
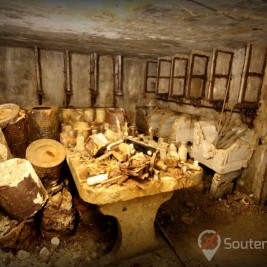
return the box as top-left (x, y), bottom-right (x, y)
top-left (0, 159), bottom-right (42, 187)
top-left (33, 192), bottom-right (45, 205)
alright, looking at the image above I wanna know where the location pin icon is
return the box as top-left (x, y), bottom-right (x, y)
top-left (198, 230), bottom-right (221, 261)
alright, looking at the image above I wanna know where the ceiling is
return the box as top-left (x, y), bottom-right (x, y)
top-left (0, 0), bottom-right (266, 57)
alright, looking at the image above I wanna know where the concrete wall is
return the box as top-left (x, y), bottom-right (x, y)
top-left (0, 46), bottom-right (147, 112)
top-left (70, 53), bottom-right (91, 107)
top-left (227, 48), bottom-right (246, 107)
top-left (41, 50), bottom-right (65, 106)
top-left (95, 56), bottom-right (114, 108)
top-left (0, 47), bottom-right (37, 107)
top-left (115, 58), bottom-right (154, 115)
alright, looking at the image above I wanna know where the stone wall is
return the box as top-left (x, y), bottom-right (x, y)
top-left (70, 53), bottom-right (91, 107)
top-left (0, 47), bottom-right (37, 107)
top-left (0, 46), bottom-right (148, 113)
top-left (239, 63), bottom-right (267, 205)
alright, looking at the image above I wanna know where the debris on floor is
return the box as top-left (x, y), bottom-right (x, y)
top-left (156, 188), bottom-right (267, 267)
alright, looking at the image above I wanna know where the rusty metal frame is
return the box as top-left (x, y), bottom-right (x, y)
top-left (156, 58), bottom-right (172, 101)
top-left (89, 53), bottom-right (99, 107)
top-left (169, 57), bottom-right (188, 103)
top-left (63, 50), bottom-right (72, 107)
top-left (144, 60), bottom-right (157, 93)
top-left (188, 54), bottom-right (209, 100)
top-left (209, 50), bottom-right (234, 104)
top-left (235, 44), bottom-right (267, 128)
top-left (34, 46), bottom-right (43, 105)
top-left (113, 55), bottom-right (123, 97)
top-left (239, 44), bottom-right (267, 104)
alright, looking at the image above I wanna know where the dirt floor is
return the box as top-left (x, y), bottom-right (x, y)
top-left (157, 187), bottom-right (267, 267)
top-left (0, 184), bottom-right (267, 267)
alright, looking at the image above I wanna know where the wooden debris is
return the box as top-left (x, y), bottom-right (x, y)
top-left (97, 150), bottom-right (127, 163)
top-left (149, 150), bottom-right (159, 174)
top-left (215, 113), bottom-right (248, 149)
top-left (85, 133), bottom-right (109, 157)
top-left (81, 139), bottom-right (184, 189)
top-left (97, 175), bottom-right (128, 188)
top-left (0, 212), bottom-right (36, 250)
top-left (98, 175), bottom-right (123, 185)
top-left (165, 156), bottom-right (178, 168)
top-left (0, 212), bottom-right (18, 239)
top-left (41, 187), bottom-right (75, 238)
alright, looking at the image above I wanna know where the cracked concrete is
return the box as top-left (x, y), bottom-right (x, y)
top-left (0, 0), bottom-right (266, 57)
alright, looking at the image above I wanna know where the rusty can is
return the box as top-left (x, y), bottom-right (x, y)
top-left (106, 108), bottom-right (125, 125)
top-left (25, 106), bottom-right (60, 143)
top-left (0, 158), bottom-right (48, 221)
top-left (3, 116), bottom-right (28, 158)
top-left (26, 139), bottom-right (66, 189)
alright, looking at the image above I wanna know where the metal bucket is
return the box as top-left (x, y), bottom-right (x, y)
top-left (0, 103), bottom-right (20, 128)
top-left (0, 158), bottom-right (48, 221)
top-left (26, 139), bottom-right (66, 189)
top-left (26, 106), bottom-right (60, 143)
top-left (8, 142), bottom-right (28, 159)
top-left (3, 116), bottom-right (27, 158)
top-left (31, 165), bottom-right (62, 189)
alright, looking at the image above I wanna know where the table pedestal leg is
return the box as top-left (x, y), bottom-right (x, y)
top-left (99, 191), bottom-right (173, 261)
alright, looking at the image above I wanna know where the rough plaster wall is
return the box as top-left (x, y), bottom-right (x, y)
top-left (240, 142), bottom-right (267, 205)
top-left (115, 58), bottom-right (149, 114)
top-left (95, 56), bottom-right (113, 108)
top-left (240, 60), bottom-right (267, 204)
top-left (227, 48), bottom-right (245, 107)
top-left (0, 48), bottom-right (149, 111)
top-left (41, 50), bottom-right (65, 107)
top-left (70, 53), bottom-right (91, 107)
top-left (0, 47), bottom-right (37, 107)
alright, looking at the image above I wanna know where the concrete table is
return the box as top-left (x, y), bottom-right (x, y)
top-left (66, 153), bottom-right (203, 263)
